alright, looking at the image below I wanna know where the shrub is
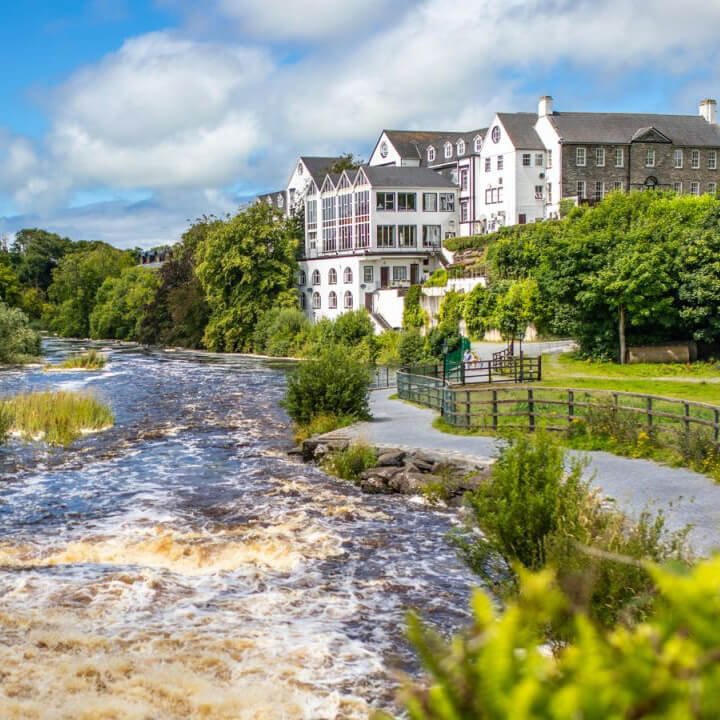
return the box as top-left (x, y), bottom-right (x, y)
top-left (438, 290), bottom-right (464, 325)
top-left (403, 285), bottom-right (427, 329)
top-left (423, 269), bottom-right (447, 287)
top-left (394, 558), bottom-right (720, 720)
top-left (283, 346), bottom-right (371, 426)
top-left (425, 322), bottom-right (461, 360)
top-left (0, 302), bottom-right (41, 363)
top-left (399, 330), bottom-right (428, 366)
top-left (252, 307), bottom-right (310, 357)
top-left (376, 330), bottom-right (402, 366)
top-left (55, 349), bottom-right (107, 370)
top-left (322, 443), bottom-right (377, 482)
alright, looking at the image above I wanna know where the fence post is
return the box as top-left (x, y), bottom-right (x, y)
top-left (684, 402), bottom-right (690, 442)
top-left (715, 408), bottom-right (720, 444)
top-left (492, 389), bottom-right (498, 431)
top-left (646, 397), bottom-right (653, 432)
top-left (538, 355), bottom-right (542, 380)
top-left (488, 362), bottom-right (492, 385)
top-left (466, 389), bottom-right (471, 428)
top-left (528, 388), bottom-right (535, 431)
top-left (568, 390), bottom-right (574, 424)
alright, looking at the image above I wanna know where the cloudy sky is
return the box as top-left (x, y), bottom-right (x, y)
top-left (1, 0), bottom-right (719, 248)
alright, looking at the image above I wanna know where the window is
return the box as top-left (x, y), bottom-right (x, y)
top-left (615, 148), bottom-right (624, 167)
top-left (298, 270), bottom-right (306, 285)
top-left (397, 192), bottom-right (417, 211)
top-left (457, 140), bottom-right (465, 156)
top-left (674, 149), bottom-right (683, 168)
top-left (355, 223), bottom-right (370, 248)
top-left (427, 146), bottom-right (436, 162)
top-left (709, 182), bottom-right (718, 195)
top-left (376, 192), bottom-right (395, 211)
top-left (392, 266), bottom-right (407, 282)
top-left (398, 225), bottom-right (417, 248)
top-left (423, 192), bottom-right (437, 211)
top-left (709, 150), bottom-right (717, 170)
top-left (594, 180), bottom-right (605, 201)
top-left (534, 185), bottom-right (543, 199)
top-left (484, 157), bottom-right (491, 172)
top-left (577, 180), bottom-right (586, 199)
top-left (299, 292), bottom-right (306, 310)
top-left (522, 153), bottom-right (531, 167)
top-left (277, 194), bottom-right (284, 208)
top-left (311, 269), bottom-right (321, 285)
top-left (576, 147), bottom-right (586, 166)
top-left (438, 193), bottom-right (455, 212)
top-left (547, 149), bottom-right (552, 168)
top-left (343, 291), bottom-right (353, 309)
top-left (343, 267), bottom-right (353, 283)
top-left (460, 168), bottom-right (469, 191)
top-left (692, 149), bottom-right (700, 169)
top-left (497, 155), bottom-right (504, 170)
top-left (444, 142), bottom-right (452, 159)
top-left (535, 153), bottom-right (544, 167)
top-left (328, 291), bottom-right (337, 309)
top-left (518, 213), bottom-right (527, 225)
top-left (307, 199), bottom-right (317, 225)
top-left (376, 225), bottom-right (396, 248)
top-left (460, 200), bottom-right (469, 222)
top-left (328, 268), bottom-right (337, 284)
top-left (312, 292), bottom-right (321, 309)
top-left (673, 181), bottom-right (683, 193)
top-left (474, 136), bottom-right (482, 153)
top-left (596, 147), bottom-right (605, 167)
top-left (484, 186), bottom-right (503, 204)
top-left (613, 180), bottom-right (624, 191)
top-left (363, 266), bottom-right (374, 283)
top-left (422, 225), bottom-right (441, 248)
top-left (645, 148), bottom-right (655, 167)
top-left (691, 181), bottom-right (700, 195)
top-left (546, 182), bottom-right (552, 202)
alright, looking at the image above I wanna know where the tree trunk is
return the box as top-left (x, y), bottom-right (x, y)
top-left (619, 306), bottom-right (627, 365)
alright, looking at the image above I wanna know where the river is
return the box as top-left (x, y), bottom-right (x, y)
top-left (0, 338), bottom-right (477, 719)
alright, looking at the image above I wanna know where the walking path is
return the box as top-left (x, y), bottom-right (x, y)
top-left (341, 389), bottom-right (720, 555)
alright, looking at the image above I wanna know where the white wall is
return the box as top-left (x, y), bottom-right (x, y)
top-left (368, 132), bottom-right (403, 167)
top-left (534, 115), bottom-right (562, 217)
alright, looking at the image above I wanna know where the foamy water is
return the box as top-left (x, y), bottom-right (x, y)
top-left (0, 339), bottom-right (476, 718)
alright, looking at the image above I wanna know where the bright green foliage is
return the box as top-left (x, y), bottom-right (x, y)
top-left (196, 203), bottom-right (299, 352)
top-left (438, 290), bottom-right (464, 326)
top-left (403, 285), bottom-right (428, 329)
top-left (489, 278), bottom-right (539, 341)
top-left (89, 266), bottom-right (161, 341)
top-left (376, 330), bottom-right (402, 366)
top-left (462, 284), bottom-right (492, 339)
top-left (322, 443), bottom-right (377, 482)
top-left (252, 307), bottom-right (310, 356)
top-left (423, 269), bottom-right (448, 287)
top-left (283, 346), bottom-right (371, 425)
top-left (0, 258), bottom-right (21, 306)
top-left (399, 330), bottom-right (428, 366)
top-left (9, 228), bottom-right (72, 292)
top-left (56, 349), bottom-right (107, 370)
top-left (305, 310), bottom-right (378, 363)
top-left (0, 302), bottom-right (41, 363)
top-left (46, 243), bottom-right (134, 338)
top-left (425, 322), bottom-right (461, 360)
top-left (398, 557), bottom-right (720, 720)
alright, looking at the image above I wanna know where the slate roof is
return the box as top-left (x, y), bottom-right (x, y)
top-left (547, 112), bottom-right (720, 146)
top-left (299, 156), bottom-right (346, 184)
top-left (496, 113), bottom-right (545, 149)
top-left (362, 165), bottom-right (458, 188)
top-left (382, 129), bottom-right (486, 164)
top-left (256, 190), bottom-right (286, 209)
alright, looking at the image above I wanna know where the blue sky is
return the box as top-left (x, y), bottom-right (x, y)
top-left (1, 0), bottom-right (719, 248)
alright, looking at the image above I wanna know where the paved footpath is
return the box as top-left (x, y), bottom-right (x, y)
top-left (342, 389), bottom-right (720, 556)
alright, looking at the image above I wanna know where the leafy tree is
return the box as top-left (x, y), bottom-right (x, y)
top-left (490, 277), bottom-right (540, 343)
top-left (0, 257), bottom-right (21, 306)
top-left (89, 266), bottom-right (161, 340)
top-left (252, 306), bottom-right (310, 356)
top-left (327, 153), bottom-right (364, 174)
top-left (10, 228), bottom-right (72, 292)
top-left (196, 204), bottom-right (299, 352)
top-left (398, 329), bottom-right (428, 366)
top-left (45, 243), bottom-right (134, 337)
top-left (0, 302), bottom-right (41, 362)
top-left (462, 284), bottom-right (493, 339)
top-left (437, 290), bottom-right (465, 326)
top-left (425, 322), bottom-right (461, 360)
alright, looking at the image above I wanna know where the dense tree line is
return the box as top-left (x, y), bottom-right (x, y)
top-left (448, 191), bottom-right (720, 360)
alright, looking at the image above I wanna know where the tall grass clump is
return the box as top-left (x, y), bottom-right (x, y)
top-left (322, 443), bottom-right (377, 482)
top-left (2, 391), bottom-right (114, 446)
top-left (55, 349), bottom-right (107, 370)
top-left (453, 431), bottom-right (690, 631)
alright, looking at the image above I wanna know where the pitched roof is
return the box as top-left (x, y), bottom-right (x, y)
top-left (299, 156), bottom-right (346, 183)
top-left (256, 190), bottom-right (286, 209)
top-left (547, 112), bottom-right (720, 146)
top-left (496, 113), bottom-right (545, 149)
top-left (362, 165), bottom-right (457, 188)
top-left (382, 129), bottom-right (487, 164)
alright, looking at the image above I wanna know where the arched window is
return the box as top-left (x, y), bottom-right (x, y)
top-left (344, 291), bottom-right (353, 309)
top-left (474, 135), bottom-right (482, 153)
top-left (328, 268), bottom-right (337, 284)
top-left (343, 267), bottom-right (353, 283)
top-left (299, 292), bottom-right (306, 309)
top-left (277, 194), bottom-right (284, 208)
top-left (444, 142), bottom-right (452, 159)
top-left (312, 292), bottom-right (321, 309)
top-left (298, 270), bottom-right (306, 285)
top-left (427, 146), bottom-right (436, 162)
top-left (328, 291), bottom-right (337, 309)
top-left (457, 139), bottom-right (465, 156)
top-left (311, 270), bottom-right (321, 285)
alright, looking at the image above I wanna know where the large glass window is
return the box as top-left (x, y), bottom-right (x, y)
top-left (376, 192), bottom-right (395, 211)
top-left (376, 225), bottom-right (396, 248)
top-left (439, 193), bottom-right (455, 212)
top-left (392, 266), bottom-right (408, 282)
top-left (423, 225), bottom-right (441, 248)
top-left (306, 199), bottom-right (317, 225)
top-left (397, 192), bottom-right (417, 211)
top-left (460, 200), bottom-right (469, 222)
top-left (423, 192), bottom-right (437, 211)
top-left (397, 225), bottom-right (417, 248)
top-left (460, 168), bottom-right (469, 190)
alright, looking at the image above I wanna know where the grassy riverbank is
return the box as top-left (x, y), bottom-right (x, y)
top-left (0, 391), bottom-right (114, 446)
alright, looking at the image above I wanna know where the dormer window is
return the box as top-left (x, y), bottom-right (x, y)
top-left (456, 139), bottom-right (465, 156)
top-left (444, 142), bottom-right (452, 159)
top-left (297, 162), bottom-right (304, 175)
top-left (427, 146), bottom-right (436, 162)
top-left (473, 135), bottom-right (482, 153)
top-left (277, 194), bottom-right (284, 208)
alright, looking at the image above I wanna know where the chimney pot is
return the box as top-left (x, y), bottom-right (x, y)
top-left (538, 95), bottom-right (553, 118)
top-left (699, 98), bottom-right (717, 124)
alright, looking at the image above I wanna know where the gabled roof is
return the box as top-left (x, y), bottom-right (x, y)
top-left (299, 156), bottom-right (346, 184)
top-left (630, 126), bottom-right (672, 143)
top-left (496, 113), bottom-right (545, 149)
top-left (256, 190), bottom-right (286, 209)
top-left (378, 129), bottom-right (487, 165)
top-left (362, 165), bottom-right (458, 188)
top-left (547, 112), bottom-right (720, 146)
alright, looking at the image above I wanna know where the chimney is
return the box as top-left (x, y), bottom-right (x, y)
top-left (538, 95), bottom-right (553, 118)
top-left (699, 98), bottom-right (717, 124)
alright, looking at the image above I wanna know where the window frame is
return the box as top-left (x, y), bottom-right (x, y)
top-left (311, 269), bottom-right (321, 286)
top-left (343, 291), bottom-right (353, 309)
top-left (427, 146), bottom-right (436, 162)
top-left (397, 225), bottom-right (417, 248)
top-left (709, 150), bottom-right (718, 170)
top-left (645, 148), bottom-right (655, 168)
top-left (576, 180), bottom-right (586, 199)
top-left (343, 267), bottom-right (353, 284)
top-left (456, 139), bottom-right (465, 156)
top-left (484, 157), bottom-right (491, 172)
top-left (615, 147), bottom-right (624, 167)
top-left (376, 225), bottom-right (396, 248)
top-left (363, 266), bottom-right (374, 283)
top-left (376, 192), bottom-right (396, 211)
top-left (522, 153), bottom-right (531, 167)
top-left (691, 181), bottom-right (701, 196)
top-left (691, 149), bottom-right (701, 169)
top-left (596, 147), bottom-right (605, 167)
top-left (328, 291), bottom-right (337, 309)
top-left (397, 192), bottom-right (417, 212)
top-left (674, 149), bottom-right (683, 169)
top-left (392, 266), bottom-right (408, 283)
top-left (312, 291), bottom-right (321, 310)
top-left (576, 147), bottom-right (586, 167)
top-left (438, 193), bottom-right (455, 212)
top-left (444, 142), bottom-right (452, 159)
top-left (422, 192), bottom-right (438, 211)
top-left (422, 225), bottom-right (441, 248)
top-left (535, 153), bottom-right (544, 167)
top-left (328, 268), bottom-right (337, 285)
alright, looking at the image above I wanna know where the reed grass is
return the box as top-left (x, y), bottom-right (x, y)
top-left (52, 349), bottom-right (107, 370)
top-left (1, 390), bottom-right (114, 446)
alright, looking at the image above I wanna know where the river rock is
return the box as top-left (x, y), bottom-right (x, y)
top-left (376, 449), bottom-right (405, 467)
top-left (406, 457), bottom-right (435, 473)
top-left (360, 466), bottom-right (403, 481)
top-left (389, 471), bottom-right (431, 495)
top-left (359, 475), bottom-right (393, 494)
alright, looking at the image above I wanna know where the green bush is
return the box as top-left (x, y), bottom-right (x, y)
top-left (0, 302), bottom-right (41, 363)
top-left (393, 557), bottom-right (720, 720)
top-left (423, 269), bottom-right (447, 287)
top-left (283, 345), bottom-right (371, 425)
top-left (376, 330), bottom-right (402, 366)
top-left (399, 330), bottom-right (427, 366)
top-left (252, 306), bottom-right (310, 357)
top-left (403, 285), bottom-right (428, 329)
top-left (438, 290), bottom-right (464, 325)
top-left (425, 322), bottom-right (461, 360)
top-left (322, 443), bottom-right (377, 482)
top-left (55, 349), bottom-right (107, 370)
